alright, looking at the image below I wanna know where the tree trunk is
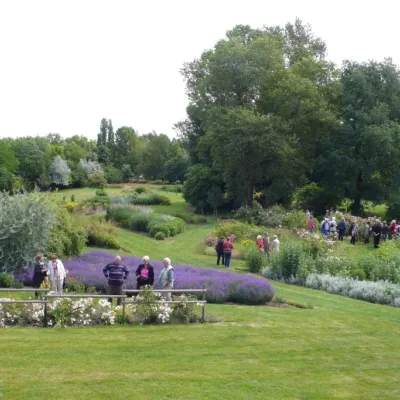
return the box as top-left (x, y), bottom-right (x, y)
top-left (247, 182), bottom-right (253, 207)
top-left (351, 173), bottom-right (363, 215)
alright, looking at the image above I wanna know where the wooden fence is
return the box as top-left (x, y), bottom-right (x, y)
top-left (0, 288), bottom-right (208, 325)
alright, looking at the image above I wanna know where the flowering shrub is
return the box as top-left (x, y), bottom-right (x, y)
top-left (0, 301), bottom-right (45, 327)
top-left (16, 251), bottom-right (275, 305)
top-left (304, 274), bottom-right (400, 307)
top-left (47, 298), bottom-right (116, 327)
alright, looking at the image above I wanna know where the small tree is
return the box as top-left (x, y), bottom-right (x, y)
top-left (79, 159), bottom-right (104, 177)
top-left (50, 155), bottom-right (71, 186)
top-left (0, 192), bottom-right (55, 273)
top-left (121, 164), bottom-right (132, 182)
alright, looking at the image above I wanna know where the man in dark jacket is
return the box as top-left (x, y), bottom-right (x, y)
top-left (372, 219), bottom-right (383, 249)
top-left (337, 219), bottom-right (346, 241)
top-left (103, 255), bottom-right (129, 305)
top-left (215, 236), bottom-right (225, 266)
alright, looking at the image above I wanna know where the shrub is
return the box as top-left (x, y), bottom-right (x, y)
top-left (215, 220), bottom-right (260, 241)
top-left (349, 268), bottom-right (367, 281)
top-left (245, 247), bottom-right (265, 273)
top-left (95, 189), bottom-right (108, 196)
top-left (0, 192), bottom-right (56, 274)
top-left (0, 273), bottom-right (14, 288)
top-left (65, 277), bottom-right (85, 292)
top-left (275, 241), bottom-right (304, 280)
top-left (283, 210), bottom-right (307, 229)
top-left (64, 201), bottom-right (78, 213)
top-left (71, 195), bottom-right (75, 202)
top-left (154, 232), bottom-right (166, 240)
top-left (134, 187), bottom-right (147, 194)
top-left (131, 193), bottom-right (171, 206)
top-left (304, 273), bottom-right (400, 307)
top-left (153, 180), bottom-right (163, 185)
top-left (148, 216), bottom-right (185, 238)
top-left (130, 213), bottom-right (152, 232)
top-left (47, 204), bottom-right (87, 258)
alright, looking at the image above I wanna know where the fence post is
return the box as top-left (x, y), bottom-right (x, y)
top-left (43, 300), bottom-right (48, 327)
top-left (202, 303), bottom-right (206, 323)
top-left (122, 298), bottom-right (126, 319)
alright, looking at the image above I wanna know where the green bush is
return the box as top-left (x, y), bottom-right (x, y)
top-left (131, 193), bottom-right (171, 206)
top-left (154, 231), bottom-right (166, 240)
top-left (283, 211), bottom-right (307, 229)
top-left (130, 213), bottom-right (151, 232)
top-left (65, 277), bottom-right (86, 292)
top-left (71, 195), bottom-right (75, 202)
top-left (245, 248), bottom-right (265, 273)
top-left (278, 241), bottom-right (304, 280)
top-left (215, 220), bottom-right (260, 241)
top-left (0, 273), bottom-right (14, 288)
top-left (47, 204), bottom-right (87, 258)
top-left (154, 180), bottom-right (163, 185)
top-left (95, 189), bottom-right (108, 196)
top-left (148, 216), bottom-right (185, 238)
top-left (349, 268), bottom-right (367, 281)
top-left (135, 187), bottom-right (147, 194)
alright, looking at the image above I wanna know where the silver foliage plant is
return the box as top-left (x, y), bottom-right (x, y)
top-left (0, 192), bottom-right (55, 273)
top-left (79, 159), bottom-right (104, 177)
top-left (303, 274), bottom-right (400, 307)
top-left (50, 155), bottom-right (71, 186)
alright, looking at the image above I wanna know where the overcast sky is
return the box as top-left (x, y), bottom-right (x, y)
top-left (0, 0), bottom-right (398, 140)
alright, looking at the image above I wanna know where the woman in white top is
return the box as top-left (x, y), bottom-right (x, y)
top-left (48, 253), bottom-right (67, 294)
top-left (271, 235), bottom-right (280, 253)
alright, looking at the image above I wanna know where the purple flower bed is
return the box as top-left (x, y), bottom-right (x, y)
top-left (15, 250), bottom-right (275, 305)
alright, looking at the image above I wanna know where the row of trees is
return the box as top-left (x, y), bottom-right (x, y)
top-left (0, 124), bottom-right (190, 191)
top-left (178, 19), bottom-right (400, 215)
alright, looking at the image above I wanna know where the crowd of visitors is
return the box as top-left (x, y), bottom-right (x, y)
top-left (305, 210), bottom-right (400, 249)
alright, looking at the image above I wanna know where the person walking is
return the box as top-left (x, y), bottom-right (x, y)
top-left (103, 255), bottom-right (129, 305)
top-left (48, 253), bottom-right (67, 294)
top-left (33, 255), bottom-right (48, 298)
top-left (271, 235), bottom-right (280, 252)
top-left (389, 220), bottom-right (397, 240)
top-left (382, 221), bottom-right (389, 241)
top-left (135, 256), bottom-right (154, 289)
top-left (330, 217), bottom-right (337, 237)
top-left (364, 222), bottom-right (371, 244)
top-left (223, 237), bottom-right (234, 268)
top-left (307, 217), bottom-right (314, 234)
top-left (263, 233), bottom-right (270, 257)
top-left (215, 236), bottom-right (225, 266)
top-left (337, 218), bottom-right (346, 241)
top-left (157, 258), bottom-right (174, 300)
top-left (349, 221), bottom-right (359, 245)
top-left (372, 219), bottom-right (383, 249)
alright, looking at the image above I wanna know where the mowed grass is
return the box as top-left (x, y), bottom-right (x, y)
top-left (1, 286), bottom-right (399, 399)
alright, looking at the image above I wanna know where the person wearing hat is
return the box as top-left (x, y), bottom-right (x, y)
top-left (135, 256), bottom-right (155, 289)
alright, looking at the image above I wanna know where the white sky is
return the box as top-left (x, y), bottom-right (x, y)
top-left (0, 0), bottom-right (398, 140)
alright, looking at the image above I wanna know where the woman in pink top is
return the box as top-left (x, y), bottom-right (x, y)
top-left (307, 217), bottom-right (315, 234)
top-left (135, 256), bottom-right (155, 289)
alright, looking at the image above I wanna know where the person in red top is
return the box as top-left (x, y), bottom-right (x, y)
top-left (223, 237), bottom-right (234, 268)
top-left (256, 235), bottom-right (264, 250)
top-left (307, 216), bottom-right (315, 234)
top-left (390, 220), bottom-right (397, 239)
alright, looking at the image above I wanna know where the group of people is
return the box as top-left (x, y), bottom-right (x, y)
top-left (256, 233), bottom-right (280, 253)
top-left (33, 254), bottom-right (175, 304)
top-left (305, 211), bottom-right (395, 249)
top-left (33, 253), bottom-right (67, 297)
top-left (103, 255), bottom-right (175, 304)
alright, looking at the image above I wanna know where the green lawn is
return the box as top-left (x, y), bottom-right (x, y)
top-left (1, 285), bottom-right (399, 399)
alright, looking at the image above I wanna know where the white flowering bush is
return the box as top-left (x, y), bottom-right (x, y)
top-left (0, 300), bottom-right (19, 327)
top-left (47, 297), bottom-right (116, 327)
top-left (50, 155), bottom-right (71, 186)
top-left (304, 274), bottom-right (400, 307)
top-left (0, 300), bottom-right (44, 327)
top-left (134, 286), bottom-right (172, 324)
